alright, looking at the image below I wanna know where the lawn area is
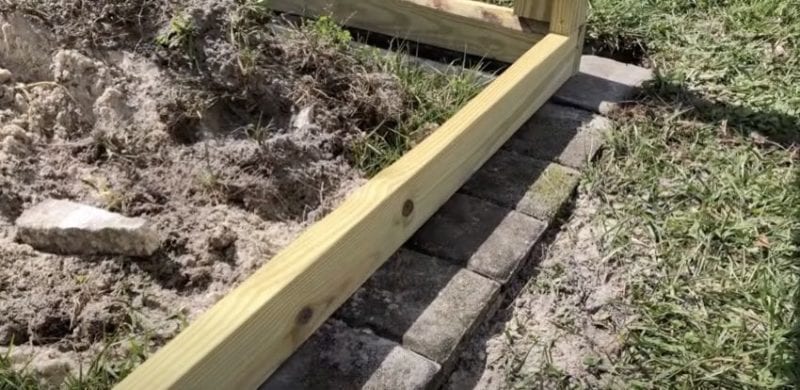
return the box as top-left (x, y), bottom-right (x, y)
top-left (494, 0), bottom-right (800, 387)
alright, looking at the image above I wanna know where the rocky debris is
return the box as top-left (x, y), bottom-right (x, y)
top-left (15, 199), bottom-right (161, 256)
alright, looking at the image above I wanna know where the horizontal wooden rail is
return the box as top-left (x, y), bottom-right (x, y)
top-left (115, 33), bottom-right (576, 390)
top-left (269, 0), bottom-right (549, 63)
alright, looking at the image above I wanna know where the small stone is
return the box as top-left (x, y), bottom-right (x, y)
top-left (290, 106), bottom-right (318, 133)
top-left (0, 68), bottom-right (11, 84)
top-left (15, 199), bottom-right (161, 256)
top-left (14, 92), bottom-right (28, 111)
top-left (207, 225), bottom-right (237, 251)
top-left (773, 44), bottom-right (786, 57)
top-left (750, 131), bottom-right (768, 145)
top-left (584, 283), bottom-right (620, 313)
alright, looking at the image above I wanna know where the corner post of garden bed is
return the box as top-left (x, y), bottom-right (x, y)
top-left (515, 0), bottom-right (588, 71)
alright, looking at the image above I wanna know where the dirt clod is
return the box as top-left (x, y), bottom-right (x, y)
top-left (207, 225), bottom-right (237, 251)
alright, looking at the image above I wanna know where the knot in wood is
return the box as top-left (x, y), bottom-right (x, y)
top-left (402, 199), bottom-right (415, 217)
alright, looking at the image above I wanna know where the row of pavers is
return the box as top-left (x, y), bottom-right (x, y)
top-left (262, 56), bottom-right (652, 390)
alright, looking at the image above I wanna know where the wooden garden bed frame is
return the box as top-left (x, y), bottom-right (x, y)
top-left (117, 1), bottom-right (587, 388)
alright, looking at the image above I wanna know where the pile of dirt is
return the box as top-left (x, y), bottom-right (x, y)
top-left (0, 0), bottom-right (410, 385)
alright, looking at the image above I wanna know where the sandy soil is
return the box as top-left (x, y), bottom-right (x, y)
top-left (446, 194), bottom-right (634, 389)
top-left (0, 1), bottom-right (410, 385)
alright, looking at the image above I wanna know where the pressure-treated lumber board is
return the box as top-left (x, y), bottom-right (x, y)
top-left (549, 0), bottom-right (588, 35)
top-left (116, 33), bottom-right (575, 390)
top-left (549, 0), bottom-right (588, 72)
top-left (514, 0), bottom-right (552, 22)
top-left (269, 0), bottom-right (549, 63)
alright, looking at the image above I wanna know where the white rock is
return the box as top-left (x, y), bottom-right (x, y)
top-left (0, 68), bottom-right (11, 83)
top-left (15, 199), bottom-right (161, 256)
top-left (291, 106), bottom-right (319, 133)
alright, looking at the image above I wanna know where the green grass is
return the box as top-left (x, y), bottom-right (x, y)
top-left (1, 352), bottom-right (38, 390)
top-left (585, 1), bottom-right (799, 388)
top-left (305, 16), bottom-right (488, 176)
top-left (487, 0), bottom-right (800, 388)
top-left (351, 52), bottom-right (488, 175)
top-left (588, 95), bottom-right (799, 388)
top-left (0, 317), bottom-right (154, 390)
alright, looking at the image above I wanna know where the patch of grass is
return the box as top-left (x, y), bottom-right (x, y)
top-left (63, 331), bottom-right (151, 390)
top-left (584, 0), bottom-right (800, 387)
top-left (155, 13), bottom-right (197, 52)
top-left (0, 350), bottom-right (38, 390)
top-left (294, 15), bottom-right (489, 175)
top-left (589, 0), bottom-right (799, 123)
top-left (581, 0), bottom-right (800, 388)
top-left (0, 310), bottom-right (158, 390)
top-left (352, 51), bottom-right (489, 175)
top-left (229, 0), bottom-right (272, 77)
top-left (306, 16), bottom-right (353, 49)
top-left (587, 96), bottom-right (800, 388)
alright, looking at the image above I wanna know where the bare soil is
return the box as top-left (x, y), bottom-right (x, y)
top-left (446, 194), bottom-right (634, 389)
top-left (0, 0), bottom-right (411, 385)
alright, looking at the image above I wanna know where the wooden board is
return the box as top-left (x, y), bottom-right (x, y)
top-left (549, 0), bottom-right (588, 35)
top-left (115, 33), bottom-right (576, 390)
top-left (548, 0), bottom-right (588, 71)
top-left (269, 0), bottom-right (549, 63)
top-left (514, 0), bottom-right (552, 22)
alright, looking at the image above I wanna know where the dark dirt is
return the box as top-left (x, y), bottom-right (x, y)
top-left (0, 0), bottom-right (412, 385)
